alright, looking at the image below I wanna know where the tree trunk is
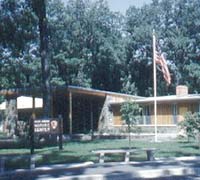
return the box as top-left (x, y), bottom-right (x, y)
top-left (34, 0), bottom-right (52, 117)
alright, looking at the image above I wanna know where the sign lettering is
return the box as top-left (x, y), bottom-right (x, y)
top-left (34, 119), bottom-right (60, 134)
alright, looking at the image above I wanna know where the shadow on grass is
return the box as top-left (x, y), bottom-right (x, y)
top-left (37, 150), bottom-right (84, 166)
top-left (179, 144), bottom-right (200, 150)
top-left (159, 150), bottom-right (200, 158)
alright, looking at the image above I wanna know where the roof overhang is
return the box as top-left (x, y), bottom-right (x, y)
top-left (111, 94), bottom-right (200, 106)
top-left (67, 86), bottom-right (143, 99)
top-left (0, 86), bottom-right (143, 100)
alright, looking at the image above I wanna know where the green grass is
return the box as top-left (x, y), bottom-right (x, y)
top-left (0, 138), bottom-right (200, 170)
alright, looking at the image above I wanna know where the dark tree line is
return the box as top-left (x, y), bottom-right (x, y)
top-left (1, 0), bottom-right (200, 100)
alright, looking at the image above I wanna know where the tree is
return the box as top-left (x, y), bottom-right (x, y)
top-left (179, 112), bottom-right (200, 149)
top-left (121, 74), bottom-right (138, 95)
top-left (47, 0), bottom-right (124, 91)
top-left (31, 0), bottom-right (51, 117)
top-left (0, 0), bottom-right (38, 136)
top-left (124, 4), bottom-right (159, 96)
top-left (47, 0), bottom-right (92, 87)
top-left (120, 101), bottom-right (141, 148)
top-left (0, 0), bottom-right (38, 89)
top-left (88, 0), bottom-right (124, 91)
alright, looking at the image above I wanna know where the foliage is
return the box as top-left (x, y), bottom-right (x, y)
top-left (1, 0), bottom-right (200, 95)
top-left (1, 0), bottom-right (200, 98)
top-left (124, 0), bottom-right (200, 95)
top-left (120, 101), bottom-right (141, 148)
top-left (179, 112), bottom-right (200, 148)
top-left (120, 101), bottom-right (141, 127)
top-left (0, 0), bottom-right (39, 89)
top-left (121, 74), bottom-right (138, 95)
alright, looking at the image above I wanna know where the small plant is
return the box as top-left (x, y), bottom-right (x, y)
top-left (179, 112), bottom-right (200, 148)
top-left (120, 101), bottom-right (142, 149)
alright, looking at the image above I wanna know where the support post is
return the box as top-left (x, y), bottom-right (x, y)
top-left (146, 150), bottom-right (155, 161)
top-left (69, 92), bottom-right (72, 135)
top-left (30, 115), bottom-right (35, 155)
top-left (30, 155), bottom-right (35, 169)
top-left (30, 96), bottom-right (35, 155)
top-left (125, 151), bottom-right (130, 163)
top-left (0, 157), bottom-right (5, 173)
top-left (99, 153), bottom-right (104, 163)
top-left (90, 101), bottom-right (94, 138)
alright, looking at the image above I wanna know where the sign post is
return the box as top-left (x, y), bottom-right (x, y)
top-left (58, 115), bottom-right (63, 150)
top-left (30, 115), bottom-right (35, 154)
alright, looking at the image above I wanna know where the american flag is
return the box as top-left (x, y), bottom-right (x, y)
top-left (155, 48), bottom-right (171, 85)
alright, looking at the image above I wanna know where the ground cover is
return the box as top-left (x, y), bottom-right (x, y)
top-left (0, 138), bottom-right (200, 170)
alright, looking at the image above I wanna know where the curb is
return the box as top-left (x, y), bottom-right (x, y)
top-left (34, 167), bottom-right (196, 180)
top-left (155, 156), bottom-right (200, 162)
top-left (0, 161), bottom-right (94, 176)
top-left (1, 157), bottom-right (200, 179)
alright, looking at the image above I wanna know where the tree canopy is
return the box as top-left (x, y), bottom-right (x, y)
top-left (1, 0), bottom-right (200, 96)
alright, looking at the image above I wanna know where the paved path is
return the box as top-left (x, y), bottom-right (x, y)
top-left (1, 157), bottom-right (200, 180)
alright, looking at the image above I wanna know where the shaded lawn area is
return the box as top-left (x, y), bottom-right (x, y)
top-left (0, 139), bottom-right (200, 170)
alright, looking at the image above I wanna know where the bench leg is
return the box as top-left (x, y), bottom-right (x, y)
top-left (125, 152), bottom-right (130, 163)
top-left (99, 153), bottom-right (104, 163)
top-left (0, 158), bottom-right (5, 173)
top-left (146, 150), bottom-right (155, 161)
top-left (30, 156), bottom-right (35, 169)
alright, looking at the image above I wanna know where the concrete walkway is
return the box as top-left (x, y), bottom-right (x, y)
top-left (1, 157), bottom-right (200, 180)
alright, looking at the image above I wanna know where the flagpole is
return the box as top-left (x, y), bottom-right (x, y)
top-left (153, 29), bottom-right (158, 142)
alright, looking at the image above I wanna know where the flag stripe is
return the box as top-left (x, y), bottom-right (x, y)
top-left (155, 50), bottom-right (171, 85)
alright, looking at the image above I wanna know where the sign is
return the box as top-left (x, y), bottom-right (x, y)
top-left (34, 118), bottom-right (60, 134)
top-left (30, 116), bottom-right (63, 154)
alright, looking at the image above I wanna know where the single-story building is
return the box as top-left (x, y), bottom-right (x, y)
top-left (0, 96), bottom-right (43, 132)
top-left (0, 85), bottom-right (199, 136)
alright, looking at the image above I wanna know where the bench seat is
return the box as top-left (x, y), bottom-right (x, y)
top-left (92, 148), bottom-right (157, 163)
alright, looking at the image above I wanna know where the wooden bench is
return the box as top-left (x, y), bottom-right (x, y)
top-left (92, 148), bottom-right (157, 163)
top-left (0, 154), bottom-right (40, 173)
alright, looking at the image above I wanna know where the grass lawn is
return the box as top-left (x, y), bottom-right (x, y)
top-left (0, 138), bottom-right (200, 170)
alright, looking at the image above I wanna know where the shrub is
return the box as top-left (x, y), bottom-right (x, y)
top-left (179, 112), bottom-right (200, 148)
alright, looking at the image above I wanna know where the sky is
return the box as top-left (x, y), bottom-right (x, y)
top-left (62, 0), bottom-right (152, 14)
top-left (107, 0), bottom-right (152, 14)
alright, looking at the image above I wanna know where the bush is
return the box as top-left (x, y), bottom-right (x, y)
top-left (179, 112), bottom-right (200, 148)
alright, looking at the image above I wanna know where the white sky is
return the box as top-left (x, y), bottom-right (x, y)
top-left (62, 0), bottom-right (152, 14)
top-left (107, 0), bottom-right (152, 14)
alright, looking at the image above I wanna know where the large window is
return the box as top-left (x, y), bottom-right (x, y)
top-left (172, 104), bottom-right (177, 124)
top-left (144, 105), bottom-right (151, 124)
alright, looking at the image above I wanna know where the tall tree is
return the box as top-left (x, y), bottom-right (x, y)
top-left (0, 0), bottom-right (38, 136)
top-left (0, 0), bottom-right (38, 89)
top-left (48, 0), bottom-right (124, 91)
top-left (31, 0), bottom-right (51, 117)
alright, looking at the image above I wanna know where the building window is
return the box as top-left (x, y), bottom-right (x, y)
top-left (144, 106), bottom-right (151, 125)
top-left (172, 104), bottom-right (177, 124)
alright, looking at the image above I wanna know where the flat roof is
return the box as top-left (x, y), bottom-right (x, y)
top-left (111, 94), bottom-right (200, 105)
top-left (0, 86), bottom-right (143, 100)
top-left (67, 86), bottom-right (143, 99)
